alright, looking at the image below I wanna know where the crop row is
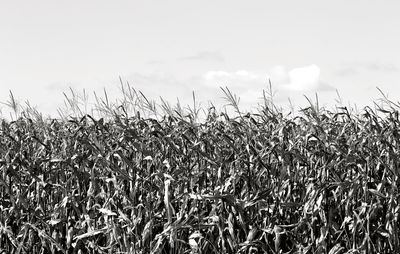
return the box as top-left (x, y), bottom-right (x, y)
top-left (0, 99), bottom-right (400, 253)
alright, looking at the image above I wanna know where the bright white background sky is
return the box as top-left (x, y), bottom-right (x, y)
top-left (1, 1), bottom-right (399, 117)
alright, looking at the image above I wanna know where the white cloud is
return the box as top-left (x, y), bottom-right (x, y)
top-left (203, 64), bottom-right (332, 92)
top-left (285, 64), bottom-right (321, 91)
top-left (197, 65), bottom-right (335, 112)
top-left (268, 64), bottom-right (328, 91)
top-left (269, 65), bottom-right (290, 85)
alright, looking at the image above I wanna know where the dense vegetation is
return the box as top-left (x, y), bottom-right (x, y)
top-left (0, 85), bottom-right (399, 253)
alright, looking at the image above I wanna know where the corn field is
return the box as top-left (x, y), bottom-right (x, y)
top-left (0, 86), bottom-right (400, 253)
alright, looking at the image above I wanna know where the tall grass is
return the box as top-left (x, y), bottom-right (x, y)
top-left (0, 83), bottom-right (399, 253)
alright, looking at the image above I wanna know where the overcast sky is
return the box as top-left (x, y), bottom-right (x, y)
top-left (1, 1), bottom-right (399, 117)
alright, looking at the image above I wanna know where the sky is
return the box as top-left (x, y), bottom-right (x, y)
top-left (1, 1), bottom-right (400, 117)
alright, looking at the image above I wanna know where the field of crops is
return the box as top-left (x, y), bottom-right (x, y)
top-left (1, 87), bottom-right (399, 253)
